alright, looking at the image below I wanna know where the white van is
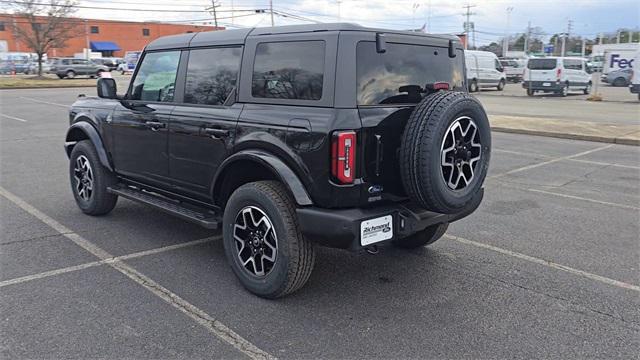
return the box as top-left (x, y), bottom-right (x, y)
top-left (629, 50), bottom-right (640, 101)
top-left (522, 57), bottom-right (592, 97)
top-left (465, 50), bottom-right (507, 92)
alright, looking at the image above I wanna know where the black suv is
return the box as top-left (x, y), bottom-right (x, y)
top-left (65, 24), bottom-right (491, 298)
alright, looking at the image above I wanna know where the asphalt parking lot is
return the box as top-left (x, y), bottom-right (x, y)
top-left (1, 87), bottom-right (639, 358)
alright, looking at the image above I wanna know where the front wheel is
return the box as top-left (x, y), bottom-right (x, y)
top-left (526, 88), bottom-right (535, 96)
top-left (66, 70), bottom-right (76, 79)
top-left (69, 140), bottom-right (118, 215)
top-left (393, 223), bottom-right (449, 249)
top-left (223, 181), bottom-right (315, 299)
top-left (497, 79), bottom-right (505, 91)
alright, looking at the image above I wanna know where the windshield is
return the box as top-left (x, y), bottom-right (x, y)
top-left (356, 41), bottom-right (464, 105)
top-left (528, 58), bottom-right (557, 70)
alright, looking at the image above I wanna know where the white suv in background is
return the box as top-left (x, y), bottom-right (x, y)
top-left (523, 57), bottom-right (592, 96)
top-left (465, 50), bottom-right (507, 92)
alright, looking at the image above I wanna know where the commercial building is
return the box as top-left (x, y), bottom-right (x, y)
top-left (0, 14), bottom-right (219, 58)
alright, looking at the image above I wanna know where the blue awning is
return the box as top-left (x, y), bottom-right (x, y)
top-left (90, 41), bottom-right (121, 51)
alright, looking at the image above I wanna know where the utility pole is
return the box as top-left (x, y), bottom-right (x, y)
top-left (616, 29), bottom-right (621, 43)
top-left (231, 0), bottom-right (234, 25)
top-left (561, 19), bottom-right (572, 57)
top-left (462, 4), bottom-right (476, 50)
top-left (503, 6), bottom-right (513, 57)
top-left (269, 0), bottom-right (274, 26)
top-left (524, 21), bottom-right (531, 54)
top-left (336, 0), bottom-right (342, 22)
top-left (210, 0), bottom-right (219, 28)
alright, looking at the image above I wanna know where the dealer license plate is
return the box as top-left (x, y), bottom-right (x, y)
top-left (360, 215), bottom-right (393, 246)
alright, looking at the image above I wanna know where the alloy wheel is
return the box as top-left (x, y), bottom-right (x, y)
top-left (233, 206), bottom-right (278, 277)
top-left (73, 155), bottom-right (94, 201)
top-left (440, 116), bottom-right (482, 190)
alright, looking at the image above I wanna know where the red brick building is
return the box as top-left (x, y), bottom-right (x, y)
top-left (0, 14), bottom-right (219, 57)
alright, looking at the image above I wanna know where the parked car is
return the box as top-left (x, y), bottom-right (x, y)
top-left (92, 57), bottom-right (120, 71)
top-left (50, 58), bottom-right (109, 79)
top-left (602, 68), bottom-right (632, 86)
top-left (64, 24), bottom-right (491, 298)
top-left (465, 50), bottom-right (506, 92)
top-left (26, 61), bottom-right (52, 74)
top-left (0, 60), bottom-right (15, 74)
top-left (587, 55), bottom-right (604, 72)
top-left (118, 51), bottom-right (141, 74)
top-left (500, 58), bottom-right (524, 82)
top-left (522, 57), bottom-right (592, 96)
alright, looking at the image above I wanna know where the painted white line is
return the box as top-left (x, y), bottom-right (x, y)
top-left (494, 148), bottom-right (640, 170)
top-left (0, 113), bottom-right (28, 122)
top-left (0, 186), bottom-right (272, 360)
top-left (524, 188), bottom-right (640, 210)
top-left (0, 236), bottom-right (219, 289)
top-left (445, 234), bottom-right (640, 293)
top-left (20, 96), bottom-right (70, 108)
top-left (490, 144), bottom-right (614, 179)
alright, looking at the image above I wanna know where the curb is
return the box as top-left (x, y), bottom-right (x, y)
top-left (491, 126), bottom-right (639, 146)
top-left (0, 84), bottom-right (96, 90)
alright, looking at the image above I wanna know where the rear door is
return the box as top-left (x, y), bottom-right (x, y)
top-left (168, 46), bottom-right (243, 199)
top-left (527, 58), bottom-right (557, 82)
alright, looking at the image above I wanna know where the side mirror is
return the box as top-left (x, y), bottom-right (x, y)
top-left (97, 78), bottom-right (117, 99)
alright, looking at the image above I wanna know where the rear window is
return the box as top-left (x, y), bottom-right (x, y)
top-left (357, 41), bottom-right (464, 105)
top-left (252, 41), bottom-right (324, 100)
top-left (528, 58), bottom-right (557, 70)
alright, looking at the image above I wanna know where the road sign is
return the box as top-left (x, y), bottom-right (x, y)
top-left (544, 44), bottom-right (554, 54)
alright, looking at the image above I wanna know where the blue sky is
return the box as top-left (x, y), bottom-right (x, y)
top-left (70, 0), bottom-right (640, 44)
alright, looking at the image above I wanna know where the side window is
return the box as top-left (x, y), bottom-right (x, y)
top-left (184, 47), bottom-right (241, 106)
top-left (130, 51), bottom-right (180, 102)
top-left (252, 41), bottom-right (324, 100)
top-left (563, 59), bottom-right (581, 70)
top-left (72, 59), bottom-right (87, 65)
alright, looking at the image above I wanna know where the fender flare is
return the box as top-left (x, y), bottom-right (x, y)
top-left (64, 120), bottom-right (113, 171)
top-left (212, 149), bottom-right (313, 206)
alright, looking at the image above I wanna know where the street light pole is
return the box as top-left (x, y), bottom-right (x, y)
top-left (503, 7), bottom-right (513, 57)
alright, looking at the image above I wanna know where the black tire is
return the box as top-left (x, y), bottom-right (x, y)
top-left (66, 70), bottom-right (76, 79)
top-left (497, 79), bottom-right (505, 91)
top-left (393, 223), bottom-right (449, 249)
top-left (583, 81), bottom-right (592, 95)
top-left (468, 79), bottom-right (478, 93)
top-left (612, 77), bottom-right (627, 87)
top-left (558, 82), bottom-right (569, 97)
top-left (69, 140), bottom-right (118, 215)
top-left (222, 181), bottom-right (315, 299)
top-left (57, 74), bottom-right (64, 79)
top-left (526, 88), bottom-right (535, 96)
top-left (400, 91), bottom-right (491, 214)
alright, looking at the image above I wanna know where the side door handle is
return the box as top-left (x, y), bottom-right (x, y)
top-left (204, 128), bottom-right (229, 139)
top-left (145, 121), bottom-right (166, 131)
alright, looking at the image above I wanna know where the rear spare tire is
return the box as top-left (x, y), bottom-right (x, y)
top-left (400, 91), bottom-right (491, 214)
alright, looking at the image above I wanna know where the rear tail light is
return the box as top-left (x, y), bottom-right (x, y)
top-left (556, 68), bottom-right (562, 81)
top-left (331, 130), bottom-right (356, 184)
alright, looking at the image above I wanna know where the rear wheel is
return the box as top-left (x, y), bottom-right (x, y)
top-left (497, 79), bottom-right (505, 91)
top-left (393, 223), bottom-right (449, 249)
top-left (69, 140), bottom-right (118, 215)
top-left (613, 77), bottom-right (627, 87)
top-left (526, 88), bottom-right (535, 96)
top-left (223, 181), bottom-right (315, 299)
top-left (559, 82), bottom-right (569, 97)
top-left (583, 82), bottom-right (592, 95)
top-left (469, 79), bottom-right (478, 93)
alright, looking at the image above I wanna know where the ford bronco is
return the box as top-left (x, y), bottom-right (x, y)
top-left (65, 24), bottom-right (491, 298)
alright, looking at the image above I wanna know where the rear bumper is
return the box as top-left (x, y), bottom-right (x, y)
top-left (522, 81), bottom-right (562, 91)
top-left (296, 189), bottom-right (484, 251)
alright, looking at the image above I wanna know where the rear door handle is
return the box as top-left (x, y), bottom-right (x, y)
top-left (204, 128), bottom-right (229, 139)
top-left (145, 121), bottom-right (166, 131)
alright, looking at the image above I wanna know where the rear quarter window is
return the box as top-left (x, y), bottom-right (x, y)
top-left (251, 41), bottom-right (324, 100)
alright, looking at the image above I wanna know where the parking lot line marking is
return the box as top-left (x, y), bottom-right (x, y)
top-left (0, 236), bottom-right (220, 289)
top-left (19, 96), bottom-right (70, 108)
top-left (445, 234), bottom-right (640, 293)
top-left (494, 148), bottom-right (640, 170)
top-left (0, 113), bottom-right (28, 122)
top-left (524, 188), bottom-right (640, 210)
top-left (0, 186), bottom-right (273, 360)
top-left (490, 144), bottom-right (614, 179)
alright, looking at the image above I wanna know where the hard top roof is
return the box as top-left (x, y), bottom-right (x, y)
top-left (145, 23), bottom-right (460, 50)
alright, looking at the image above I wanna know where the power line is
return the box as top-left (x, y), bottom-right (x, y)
top-left (4, 0), bottom-right (264, 13)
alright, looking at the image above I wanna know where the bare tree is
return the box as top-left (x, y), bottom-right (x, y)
top-left (11, 0), bottom-right (78, 77)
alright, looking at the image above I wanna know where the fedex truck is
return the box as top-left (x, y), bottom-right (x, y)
top-left (600, 44), bottom-right (639, 75)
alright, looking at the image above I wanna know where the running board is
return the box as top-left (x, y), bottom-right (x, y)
top-left (107, 185), bottom-right (220, 229)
